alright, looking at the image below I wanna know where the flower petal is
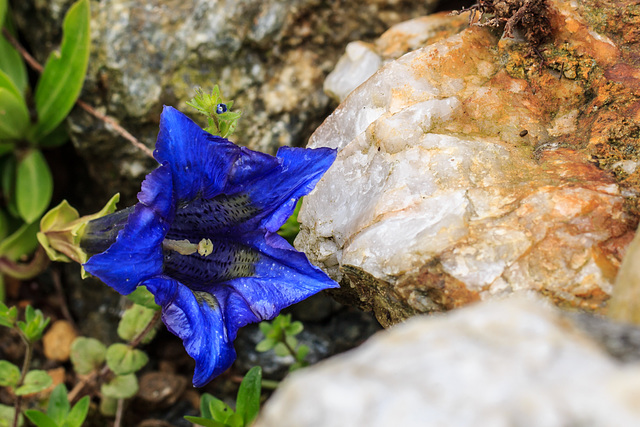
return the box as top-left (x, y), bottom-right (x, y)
top-left (154, 106), bottom-right (242, 202)
top-left (143, 276), bottom-right (243, 387)
top-left (83, 166), bottom-right (175, 294)
top-left (225, 146), bottom-right (338, 232)
top-left (83, 204), bottom-right (166, 295)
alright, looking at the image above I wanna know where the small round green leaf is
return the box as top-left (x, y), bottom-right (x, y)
top-left (100, 374), bottom-right (138, 399)
top-left (0, 403), bottom-right (23, 427)
top-left (16, 149), bottom-right (53, 224)
top-left (117, 304), bottom-right (157, 343)
top-left (15, 370), bottom-right (52, 395)
top-left (70, 337), bottom-right (106, 375)
top-left (105, 343), bottom-right (148, 375)
top-left (0, 360), bottom-right (20, 387)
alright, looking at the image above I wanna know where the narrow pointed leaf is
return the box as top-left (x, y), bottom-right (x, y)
top-left (23, 410), bottom-right (57, 427)
top-left (0, 87), bottom-right (29, 140)
top-left (236, 366), bottom-right (261, 426)
top-left (0, 12), bottom-right (27, 94)
top-left (16, 149), bottom-right (53, 223)
top-left (0, 69), bottom-right (21, 100)
top-left (64, 396), bottom-right (90, 427)
top-left (0, 0), bottom-right (6, 28)
top-left (47, 384), bottom-right (70, 425)
top-left (183, 416), bottom-right (225, 427)
top-left (31, 0), bottom-right (90, 142)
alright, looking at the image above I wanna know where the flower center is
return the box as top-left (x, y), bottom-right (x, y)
top-left (163, 238), bottom-right (214, 256)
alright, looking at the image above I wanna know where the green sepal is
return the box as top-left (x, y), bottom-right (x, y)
top-left (70, 337), bottom-right (106, 375)
top-left (30, 0), bottom-right (91, 142)
top-left (100, 373), bottom-right (138, 399)
top-left (105, 343), bottom-right (148, 376)
top-left (16, 149), bottom-right (53, 224)
top-left (0, 360), bottom-right (20, 387)
top-left (37, 194), bottom-right (119, 269)
top-left (15, 370), bottom-right (52, 395)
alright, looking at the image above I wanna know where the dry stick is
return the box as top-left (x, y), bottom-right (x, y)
top-left (113, 398), bottom-right (125, 427)
top-left (51, 267), bottom-right (77, 331)
top-left (1, 28), bottom-right (154, 159)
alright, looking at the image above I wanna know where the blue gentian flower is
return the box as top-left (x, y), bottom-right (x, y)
top-left (83, 106), bottom-right (338, 387)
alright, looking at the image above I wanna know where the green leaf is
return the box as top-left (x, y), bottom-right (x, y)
top-left (0, 14), bottom-right (27, 95)
top-left (125, 285), bottom-right (160, 311)
top-left (207, 398), bottom-right (234, 424)
top-left (117, 304), bottom-right (157, 343)
top-left (255, 337), bottom-right (277, 353)
top-left (273, 342), bottom-right (290, 358)
top-left (47, 383), bottom-right (70, 425)
top-left (0, 221), bottom-right (39, 261)
top-left (105, 343), bottom-right (148, 375)
top-left (0, 0), bottom-right (6, 29)
top-left (258, 321), bottom-right (272, 336)
top-left (296, 344), bottom-right (309, 361)
top-left (284, 320), bottom-right (303, 336)
top-left (0, 87), bottom-right (29, 140)
top-left (70, 337), bottom-right (106, 375)
top-left (183, 416), bottom-right (225, 427)
top-left (236, 366), bottom-right (261, 426)
top-left (0, 360), bottom-right (20, 387)
top-left (23, 411), bottom-right (57, 427)
top-left (17, 305), bottom-right (50, 342)
top-left (0, 403), bottom-right (22, 427)
top-left (63, 396), bottom-right (89, 427)
top-left (16, 149), bottom-right (53, 224)
top-left (98, 396), bottom-right (117, 417)
top-left (1, 154), bottom-right (17, 218)
top-left (0, 302), bottom-right (17, 327)
top-left (15, 370), bottom-right (52, 395)
top-left (100, 373), bottom-right (138, 399)
top-left (31, 0), bottom-right (90, 142)
top-left (0, 69), bottom-right (21, 100)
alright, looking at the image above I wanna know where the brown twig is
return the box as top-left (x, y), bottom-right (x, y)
top-left (1, 28), bottom-right (154, 159)
top-left (129, 310), bottom-right (161, 348)
top-left (113, 398), bottom-right (124, 427)
top-left (51, 267), bottom-right (77, 330)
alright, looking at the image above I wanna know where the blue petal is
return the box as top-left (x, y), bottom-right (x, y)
top-left (154, 106), bottom-right (242, 202)
top-left (163, 230), bottom-right (338, 321)
top-left (223, 231), bottom-right (339, 318)
top-left (84, 166), bottom-right (175, 294)
top-left (144, 276), bottom-right (243, 387)
top-left (164, 146), bottom-right (337, 240)
top-left (226, 146), bottom-right (337, 232)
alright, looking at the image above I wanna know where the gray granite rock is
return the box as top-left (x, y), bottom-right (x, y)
top-left (255, 296), bottom-right (640, 427)
top-left (11, 0), bottom-right (440, 205)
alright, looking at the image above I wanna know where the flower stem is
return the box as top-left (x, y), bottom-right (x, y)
top-left (12, 331), bottom-right (33, 427)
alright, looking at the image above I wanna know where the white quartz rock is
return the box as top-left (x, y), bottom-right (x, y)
top-left (255, 296), bottom-right (640, 427)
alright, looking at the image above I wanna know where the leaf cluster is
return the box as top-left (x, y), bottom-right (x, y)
top-left (186, 86), bottom-right (242, 139)
top-left (0, 0), bottom-right (90, 280)
top-left (24, 384), bottom-right (89, 427)
top-left (68, 301), bottom-right (159, 416)
top-left (256, 314), bottom-right (309, 371)
top-left (185, 366), bottom-right (262, 427)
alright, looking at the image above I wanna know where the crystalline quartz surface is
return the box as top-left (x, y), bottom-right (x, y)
top-left (296, 13), bottom-right (629, 311)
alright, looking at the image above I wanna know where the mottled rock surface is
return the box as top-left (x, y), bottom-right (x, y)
top-left (11, 0), bottom-right (440, 204)
top-left (255, 297), bottom-right (640, 427)
top-left (297, 0), bottom-right (640, 326)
